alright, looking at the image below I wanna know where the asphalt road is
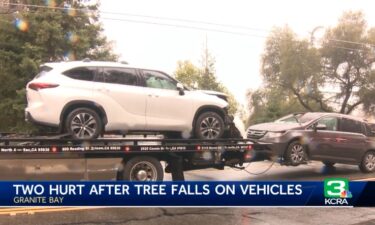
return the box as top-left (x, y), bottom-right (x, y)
top-left (1, 161), bottom-right (374, 225)
top-left (165, 161), bottom-right (375, 181)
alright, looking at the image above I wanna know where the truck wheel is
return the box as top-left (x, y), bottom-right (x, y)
top-left (194, 112), bottom-right (225, 139)
top-left (359, 151), bottom-right (375, 173)
top-left (65, 108), bottom-right (102, 140)
top-left (285, 141), bottom-right (306, 166)
top-left (122, 156), bottom-right (164, 181)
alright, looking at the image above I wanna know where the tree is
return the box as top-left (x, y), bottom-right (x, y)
top-left (246, 87), bottom-right (318, 126)
top-left (250, 11), bottom-right (375, 125)
top-left (261, 26), bottom-right (327, 113)
top-left (0, 0), bottom-right (117, 132)
top-left (174, 60), bottom-right (200, 88)
top-left (320, 11), bottom-right (375, 114)
top-left (174, 50), bottom-right (238, 115)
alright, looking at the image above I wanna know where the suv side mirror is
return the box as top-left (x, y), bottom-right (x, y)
top-left (177, 83), bottom-right (185, 95)
top-left (314, 123), bottom-right (327, 131)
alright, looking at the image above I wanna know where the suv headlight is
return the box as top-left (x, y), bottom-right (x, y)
top-left (264, 131), bottom-right (285, 139)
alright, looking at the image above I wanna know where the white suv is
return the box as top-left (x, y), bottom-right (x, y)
top-left (25, 60), bottom-right (236, 139)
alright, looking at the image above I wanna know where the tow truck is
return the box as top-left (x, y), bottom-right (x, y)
top-left (0, 133), bottom-right (254, 181)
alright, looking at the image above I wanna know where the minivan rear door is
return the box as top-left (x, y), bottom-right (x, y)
top-left (334, 118), bottom-right (367, 162)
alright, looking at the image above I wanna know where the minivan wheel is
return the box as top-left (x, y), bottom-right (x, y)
top-left (285, 141), bottom-right (306, 166)
top-left (359, 151), bottom-right (375, 173)
top-left (65, 108), bottom-right (102, 140)
top-left (122, 156), bottom-right (164, 181)
top-left (194, 112), bottom-right (225, 139)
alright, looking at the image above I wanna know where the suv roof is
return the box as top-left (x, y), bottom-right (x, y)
top-left (42, 60), bottom-right (158, 73)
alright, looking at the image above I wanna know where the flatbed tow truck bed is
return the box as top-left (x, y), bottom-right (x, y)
top-left (0, 134), bottom-right (254, 181)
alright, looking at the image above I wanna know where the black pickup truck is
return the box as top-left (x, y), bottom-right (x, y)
top-left (246, 112), bottom-right (375, 173)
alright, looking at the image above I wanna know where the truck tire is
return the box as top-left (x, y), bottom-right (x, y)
top-left (65, 108), bottom-right (102, 140)
top-left (122, 156), bottom-right (164, 181)
top-left (194, 111), bottom-right (225, 139)
top-left (359, 151), bottom-right (375, 173)
top-left (285, 141), bottom-right (306, 166)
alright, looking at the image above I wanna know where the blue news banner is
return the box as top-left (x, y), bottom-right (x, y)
top-left (0, 180), bottom-right (373, 207)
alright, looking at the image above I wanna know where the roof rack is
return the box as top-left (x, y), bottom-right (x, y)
top-left (82, 58), bottom-right (91, 62)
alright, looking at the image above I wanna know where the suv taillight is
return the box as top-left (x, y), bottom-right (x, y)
top-left (28, 82), bottom-right (59, 91)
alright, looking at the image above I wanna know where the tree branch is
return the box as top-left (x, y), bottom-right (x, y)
top-left (346, 100), bottom-right (363, 114)
top-left (309, 94), bottom-right (331, 112)
top-left (340, 64), bottom-right (353, 113)
top-left (290, 88), bottom-right (314, 111)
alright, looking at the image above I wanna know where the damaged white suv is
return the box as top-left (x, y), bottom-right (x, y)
top-left (25, 60), bottom-right (239, 139)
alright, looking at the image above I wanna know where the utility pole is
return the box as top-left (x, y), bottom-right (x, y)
top-left (204, 34), bottom-right (209, 76)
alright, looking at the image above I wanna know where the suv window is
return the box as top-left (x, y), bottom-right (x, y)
top-left (63, 67), bottom-right (96, 81)
top-left (315, 116), bottom-right (338, 131)
top-left (143, 70), bottom-right (177, 90)
top-left (339, 118), bottom-right (364, 134)
top-left (103, 68), bottom-right (138, 86)
top-left (35, 66), bottom-right (53, 79)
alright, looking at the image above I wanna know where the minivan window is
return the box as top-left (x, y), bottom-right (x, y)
top-left (103, 68), bottom-right (138, 86)
top-left (143, 70), bottom-right (177, 90)
top-left (365, 123), bottom-right (375, 137)
top-left (315, 116), bottom-right (338, 131)
top-left (63, 67), bottom-right (96, 81)
top-left (339, 118), bottom-right (364, 134)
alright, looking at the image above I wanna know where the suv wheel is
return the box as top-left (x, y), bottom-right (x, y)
top-left (285, 141), bottom-right (306, 166)
top-left (65, 108), bottom-right (102, 139)
top-left (194, 112), bottom-right (225, 139)
top-left (359, 151), bottom-right (375, 173)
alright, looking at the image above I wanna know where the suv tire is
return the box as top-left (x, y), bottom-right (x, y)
top-left (194, 111), bottom-right (225, 139)
top-left (65, 108), bottom-right (102, 139)
top-left (285, 141), bottom-right (306, 166)
top-left (359, 151), bottom-right (375, 173)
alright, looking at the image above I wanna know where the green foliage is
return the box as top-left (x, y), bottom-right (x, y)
top-left (246, 88), bottom-right (311, 126)
top-left (174, 60), bottom-right (200, 88)
top-left (250, 11), bottom-right (375, 124)
top-left (174, 52), bottom-right (238, 115)
top-left (0, 0), bottom-right (117, 132)
top-left (320, 11), bottom-right (375, 114)
top-left (261, 26), bottom-right (326, 113)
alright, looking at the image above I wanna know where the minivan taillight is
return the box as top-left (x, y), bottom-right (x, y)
top-left (28, 83), bottom-right (59, 91)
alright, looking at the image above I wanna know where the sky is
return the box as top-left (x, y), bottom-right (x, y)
top-left (99, 0), bottom-right (375, 107)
